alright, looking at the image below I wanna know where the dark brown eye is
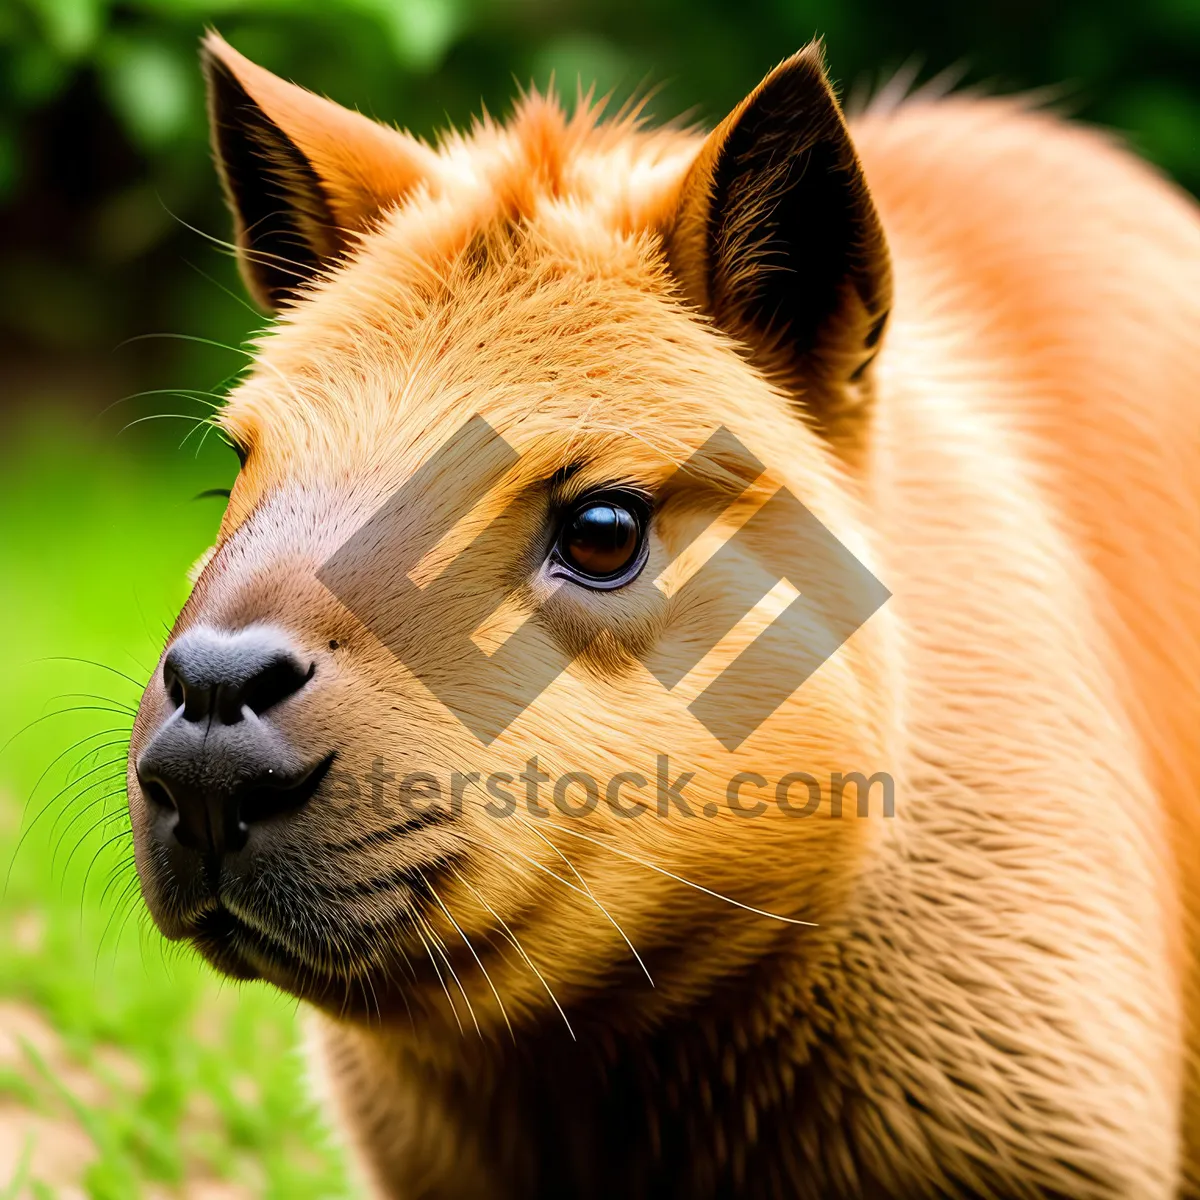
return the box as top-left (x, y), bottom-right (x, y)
top-left (553, 494), bottom-right (649, 589)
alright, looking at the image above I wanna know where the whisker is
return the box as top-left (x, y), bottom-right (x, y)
top-left (37, 703), bottom-right (136, 724)
top-left (160, 203), bottom-right (316, 282)
top-left (117, 331), bottom-right (259, 358)
top-left (58, 795), bottom-right (130, 887)
top-left (46, 693), bottom-right (138, 717)
top-left (539, 819), bottom-right (817, 927)
top-left (21, 732), bottom-right (128, 820)
top-left (448, 863), bottom-right (575, 1041)
top-left (191, 415), bottom-right (226, 459)
top-left (40, 757), bottom-right (128, 844)
top-left (0, 707), bottom-right (129, 757)
top-left (79, 827), bottom-right (134, 908)
top-left (458, 831), bottom-right (604, 909)
top-left (98, 871), bottom-right (143, 960)
top-left (416, 910), bottom-right (480, 1037)
top-left (98, 853), bottom-right (139, 921)
top-left (117, 330), bottom-right (307, 412)
top-left (418, 868), bottom-right (514, 1043)
top-left (58, 734), bottom-right (131, 776)
top-left (119, 412), bottom-right (217, 438)
top-left (46, 768), bottom-right (126, 854)
top-left (336, 972), bottom-right (353, 1023)
top-left (51, 783), bottom-right (127, 880)
top-left (183, 258), bottom-right (268, 320)
top-left (178, 413), bottom-right (217, 453)
top-left (109, 885), bottom-right (144, 952)
top-left (34, 657), bottom-right (146, 691)
top-left (411, 917), bottom-right (463, 1034)
top-left (49, 757), bottom-right (126, 812)
top-left (5, 736), bottom-right (130, 893)
top-left (514, 812), bottom-right (653, 987)
top-left (94, 385), bottom-right (232, 422)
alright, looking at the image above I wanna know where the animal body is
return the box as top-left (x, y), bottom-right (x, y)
top-left (127, 31), bottom-right (1200, 1199)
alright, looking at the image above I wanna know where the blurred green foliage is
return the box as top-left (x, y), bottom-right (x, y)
top-left (0, 423), bottom-right (349, 1195)
top-left (0, 0), bottom-right (1197, 423)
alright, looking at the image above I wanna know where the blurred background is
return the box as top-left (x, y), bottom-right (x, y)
top-left (0, 1), bottom-right (1196, 1196)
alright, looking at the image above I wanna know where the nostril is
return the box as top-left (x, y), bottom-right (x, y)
top-left (136, 761), bottom-right (177, 812)
top-left (142, 777), bottom-right (175, 810)
top-left (231, 656), bottom-right (315, 722)
top-left (162, 625), bottom-right (314, 727)
top-left (164, 667), bottom-right (185, 713)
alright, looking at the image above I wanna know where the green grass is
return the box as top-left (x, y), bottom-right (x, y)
top-left (0, 412), bottom-right (352, 1198)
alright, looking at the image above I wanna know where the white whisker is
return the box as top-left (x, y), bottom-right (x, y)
top-left (539, 819), bottom-right (817, 927)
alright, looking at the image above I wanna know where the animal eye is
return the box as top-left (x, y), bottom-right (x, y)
top-left (551, 493), bottom-right (649, 590)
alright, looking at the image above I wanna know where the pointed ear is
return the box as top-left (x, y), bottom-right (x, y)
top-left (667, 44), bottom-right (891, 433)
top-left (201, 32), bottom-right (437, 311)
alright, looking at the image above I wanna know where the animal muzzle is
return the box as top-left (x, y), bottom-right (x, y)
top-left (134, 624), bottom-right (330, 866)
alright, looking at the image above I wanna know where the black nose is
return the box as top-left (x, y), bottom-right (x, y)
top-left (164, 624), bottom-right (313, 724)
top-left (137, 626), bottom-right (327, 858)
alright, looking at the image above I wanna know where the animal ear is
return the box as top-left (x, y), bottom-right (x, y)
top-left (201, 32), bottom-right (436, 311)
top-left (667, 43), bottom-right (891, 433)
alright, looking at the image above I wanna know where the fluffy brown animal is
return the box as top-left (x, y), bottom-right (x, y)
top-left (126, 31), bottom-right (1200, 1199)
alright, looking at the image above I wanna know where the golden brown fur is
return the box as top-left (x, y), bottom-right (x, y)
top-left (127, 32), bottom-right (1200, 1198)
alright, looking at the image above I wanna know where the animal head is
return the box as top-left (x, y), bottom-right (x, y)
top-left (128, 33), bottom-right (895, 1041)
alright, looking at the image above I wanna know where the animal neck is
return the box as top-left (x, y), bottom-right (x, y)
top-left (321, 921), bottom-right (885, 1199)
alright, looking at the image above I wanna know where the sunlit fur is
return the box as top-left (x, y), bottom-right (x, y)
top-left (127, 32), bottom-right (1200, 1199)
